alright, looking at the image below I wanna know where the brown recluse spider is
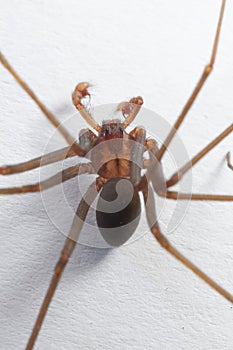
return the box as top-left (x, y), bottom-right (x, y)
top-left (0, 0), bottom-right (233, 349)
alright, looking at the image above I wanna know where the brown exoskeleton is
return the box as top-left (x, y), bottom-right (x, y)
top-left (0, 1), bottom-right (233, 349)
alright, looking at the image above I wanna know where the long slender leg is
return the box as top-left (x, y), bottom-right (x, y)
top-left (166, 124), bottom-right (233, 187)
top-left (0, 163), bottom-right (94, 194)
top-left (161, 191), bottom-right (233, 201)
top-left (26, 181), bottom-right (99, 350)
top-left (227, 152), bottom-right (233, 171)
top-left (156, 0), bottom-right (226, 162)
top-left (0, 146), bottom-right (77, 175)
top-left (0, 52), bottom-right (85, 156)
top-left (142, 135), bottom-right (233, 201)
top-left (143, 184), bottom-right (233, 303)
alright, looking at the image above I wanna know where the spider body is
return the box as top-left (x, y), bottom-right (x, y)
top-left (80, 119), bottom-right (145, 246)
top-left (0, 2), bottom-right (232, 349)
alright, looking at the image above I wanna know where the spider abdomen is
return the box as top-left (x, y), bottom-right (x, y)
top-left (96, 177), bottom-right (141, 246)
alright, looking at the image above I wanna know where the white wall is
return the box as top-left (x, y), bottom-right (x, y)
top-left (0, 1), bottom-right (233, 349)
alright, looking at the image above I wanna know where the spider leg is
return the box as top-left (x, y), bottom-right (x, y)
top-left (26, 181), bottom-right (99, 350)
top-left (145, 138), bottom-right (167, 194)
top-left (0, 163), bottom-right (94, 194)
top-left (226, 152), bottom-right (233, 171)
top-left (166, 124), bottom-right (233, 187)
top-left (138, 130), bottom-right (233, 201)
top-left (0, 52), bottom-right (85, 156)
top-left (129, 127), bottom-right (146, 185)
top-left (79, 128), bottom-right (98, 155)
top-left (156, 0), bottom-right (226, 162)
top-left (142, 184), bottom-right (233, 303)
top-left (160, 191), bottom-right (233, 201)
top-left (135, 137), bottom-right (166, 194)
top-left (0, 146), bottom-right (77, 175)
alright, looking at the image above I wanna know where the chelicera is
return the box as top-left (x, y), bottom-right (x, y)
top-left (0, 1), bottom-right (233, 349)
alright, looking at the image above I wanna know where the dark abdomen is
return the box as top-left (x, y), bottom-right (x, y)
top-left (96, 177), bottom-right (141, 246)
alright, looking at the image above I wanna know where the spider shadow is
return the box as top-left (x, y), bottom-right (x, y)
top-left (67, 243), bottom-right (112, 278)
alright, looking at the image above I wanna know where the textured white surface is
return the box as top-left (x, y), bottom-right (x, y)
top-left (0, 1), bottom-right (233, 349)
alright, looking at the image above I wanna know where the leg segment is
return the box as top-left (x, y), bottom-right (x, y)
top-left (129, 127), bottom-right (146, 185)
top-left (143, 184), bottom-right (233, 303)
top-left (166, 124), bottom-right (233, 187)
top-left (26, 181), bottom-right (99, 350)
top-left (145, 138), bottom-right (167, 194)
top-left (226, 152), bottom-right (233, 171)
top-left (79, 128), bottom-right (98, 154)
top-left (0, 52), bottom-right (85, 156)
top-left (161, 191), bottom-right (233, 201)
top-left (156, 0), bottom-right (226, 162)
top-left (0, 146), bottom-right (77, 175)
top-left (136, 138), bottom-right (166, 194)
top-left (0, 163), bottom-right (94, 194)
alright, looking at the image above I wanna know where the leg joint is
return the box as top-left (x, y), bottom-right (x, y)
top-left (205, 64), bottom-right (213, 75)
top-left (55, 253), bottom-right (69, 275)
top-left (152, 226), bottom-right (169, 249)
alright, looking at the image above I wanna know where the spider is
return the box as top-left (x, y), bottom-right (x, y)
top-left (0, 0), bottom-right (233, 349)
